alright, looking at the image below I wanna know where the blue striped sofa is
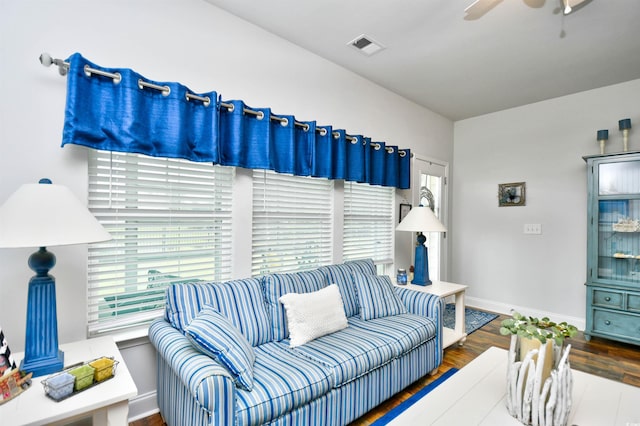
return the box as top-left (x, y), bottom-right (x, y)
top-left (149, 259), bottom-right (443, 426)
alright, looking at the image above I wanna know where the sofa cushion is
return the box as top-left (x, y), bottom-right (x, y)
top-left (279, 284), bottom-right (348, 347)
top-left (352, 273), bottom-right (407, 320)
top-left (318, 259), bottom-right (377, 318)
top-left (185, 306), bottom-right (256, 391)
top-left (236, 342), bottom-right (333, 426)
top-left (278, 325), bottom-right (398, 387)
top-left (165, 278), bottom-right (272, 346)
top-left (347, 313), bottom-right (437, 356)
top-left (263, 270), bottom-right (327, 341)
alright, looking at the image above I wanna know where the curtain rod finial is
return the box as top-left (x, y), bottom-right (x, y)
top-left (40, 52), bottom-right (68, 76)
top-left (40, 53), bottom-right (54, 67)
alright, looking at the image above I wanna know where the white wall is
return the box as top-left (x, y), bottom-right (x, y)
top-left (0, 0), bottom-right (453, 419)
top-left (452, 79), bottom-right (640, 329)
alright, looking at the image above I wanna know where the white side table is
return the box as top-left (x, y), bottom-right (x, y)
top-left (0, 336), bottom-right (138, 426)
top-left (400, 281), bottom-right (468, 348)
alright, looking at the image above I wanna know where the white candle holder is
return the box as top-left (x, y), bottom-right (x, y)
top-left (599, 139), bottom-right (606, 155)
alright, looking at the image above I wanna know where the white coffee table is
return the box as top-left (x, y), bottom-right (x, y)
top-left (388, 346), bottom-right (640, 425)
top-left (400, 281), bottom-right (468, 348)
top-left (0, 336), bottom-right (138, 426)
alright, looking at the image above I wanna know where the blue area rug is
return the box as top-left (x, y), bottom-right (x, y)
top-left (443, 304), bottom-right (498, 335)
top-left (371, 368), bottom-right (459, 425)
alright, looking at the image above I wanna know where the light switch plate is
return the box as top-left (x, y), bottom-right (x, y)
top-left (524, 224), bottom-right (542, 234)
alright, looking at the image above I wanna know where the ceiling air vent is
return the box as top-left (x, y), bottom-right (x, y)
top-left (348, 34), bottom-right (385, 56)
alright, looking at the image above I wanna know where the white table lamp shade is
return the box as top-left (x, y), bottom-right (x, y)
top-left (0, 181), bottom-right (111, 248)
top-left (396, 205), bottom-right (447, 233)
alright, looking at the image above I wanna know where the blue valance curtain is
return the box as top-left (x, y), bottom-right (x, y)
top-left (61, 53), bottom-right (411, 189)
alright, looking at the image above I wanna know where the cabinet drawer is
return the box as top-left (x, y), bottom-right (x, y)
top-left (593, 309), bottom-right (640, 339)
top-left (592, 289), bottom-right (623, 309)
top-left (629, 294), bottom-right (640, 313)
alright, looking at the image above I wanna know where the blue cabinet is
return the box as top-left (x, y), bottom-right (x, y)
top-left (584, 152), bottom-right (640, 345)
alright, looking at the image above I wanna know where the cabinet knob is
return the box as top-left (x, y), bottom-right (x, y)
top-left (604, 320), bottom-right (611, 326)
top-left (605, 296), bottom-right (611, 302)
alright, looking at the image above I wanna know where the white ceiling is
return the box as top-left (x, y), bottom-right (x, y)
top-left (203, 0), bottom-right (640, 121)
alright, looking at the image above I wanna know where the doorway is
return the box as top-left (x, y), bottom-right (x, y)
top-left (413, 156), bottom-right (449, 281)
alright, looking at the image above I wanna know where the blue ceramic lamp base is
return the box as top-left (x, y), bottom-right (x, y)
top-left (20, 247), bottom-right (64, 377)
top-left (411, 233), bottom-right (432, 286)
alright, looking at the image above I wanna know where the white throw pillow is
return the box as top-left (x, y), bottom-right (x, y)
top-left (279, 284), bottom-right (348, 347)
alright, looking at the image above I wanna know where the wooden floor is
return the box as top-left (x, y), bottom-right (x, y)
top-left (130, 313), bottom-right (640, 426)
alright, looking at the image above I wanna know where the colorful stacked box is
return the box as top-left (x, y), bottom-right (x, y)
top-left (41, 357), bottom-right (118, 401)
top-left (43, 372), bottom-right (75, 401)
top-left (89, 357), bottom-right (115, 382)
top-left (68, 365), bottom-right (95, 391)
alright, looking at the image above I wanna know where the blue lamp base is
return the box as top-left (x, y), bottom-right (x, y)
top-left (412, 233), bottom-right (432, 286)
top-left (20, 349), bottom-right (64, 377)
top-left (20, 247), bottom-right (64, 377)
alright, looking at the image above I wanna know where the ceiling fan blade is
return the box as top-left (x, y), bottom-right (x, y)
top-left (464, 0), bottom-right (504, 20)
top-left (523, 0), bottom-right (545, 8)
top-left (562, 0), bottom-right (593, 14)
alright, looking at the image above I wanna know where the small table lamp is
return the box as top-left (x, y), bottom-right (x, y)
top-left (396, 205), bottom-right (447, 286)
top-left (0, 179), bottom-right (111, 377)
top-left (596, 129), bottom-right (608, 155)
top-left (619, 118), bottom-right (632, 152)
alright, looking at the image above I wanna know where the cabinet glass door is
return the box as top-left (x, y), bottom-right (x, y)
top-left (597, 160), bottom-right (640, 285)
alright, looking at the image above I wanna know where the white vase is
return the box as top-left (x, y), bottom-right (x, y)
top-left (506, 335), bottom-right (573, 426)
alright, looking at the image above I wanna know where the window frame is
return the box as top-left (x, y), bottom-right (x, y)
top-left (343, 181), bottom-right (395, 271)
top-left (86, 151), bottom-right (234, 336)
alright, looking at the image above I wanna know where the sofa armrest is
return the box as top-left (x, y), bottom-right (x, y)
top-left (149, 319), bottom-right (236, 419)
top-left (395, 287), bottom-right (444, 355)
top-left (396, 287), bottom-right (443, 319)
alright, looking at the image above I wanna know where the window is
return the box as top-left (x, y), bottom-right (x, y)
top-left (86, 154), bottom-right (396, 335)
top-left (343, 182), bottom-right (394, 267)
top-left (252, 170), bottom-right (333, 275)
top-left (87, 151), bottom-right (234, 335)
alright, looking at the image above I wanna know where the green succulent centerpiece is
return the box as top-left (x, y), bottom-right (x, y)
top-left (499, 311), bottom-right (578, 345)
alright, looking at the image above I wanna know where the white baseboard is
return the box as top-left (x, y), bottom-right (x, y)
top-left (465, 296), bottom-right (586, 331)
top-left (128, 390), bottom-right (159, 423)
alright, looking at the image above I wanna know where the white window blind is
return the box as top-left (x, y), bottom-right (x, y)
top-left (252, 170), bottom-right (333, 275)
top-left (87, 151), bottom-right (234, 335)
top-left (343, 182), bottom-right (394, 264)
